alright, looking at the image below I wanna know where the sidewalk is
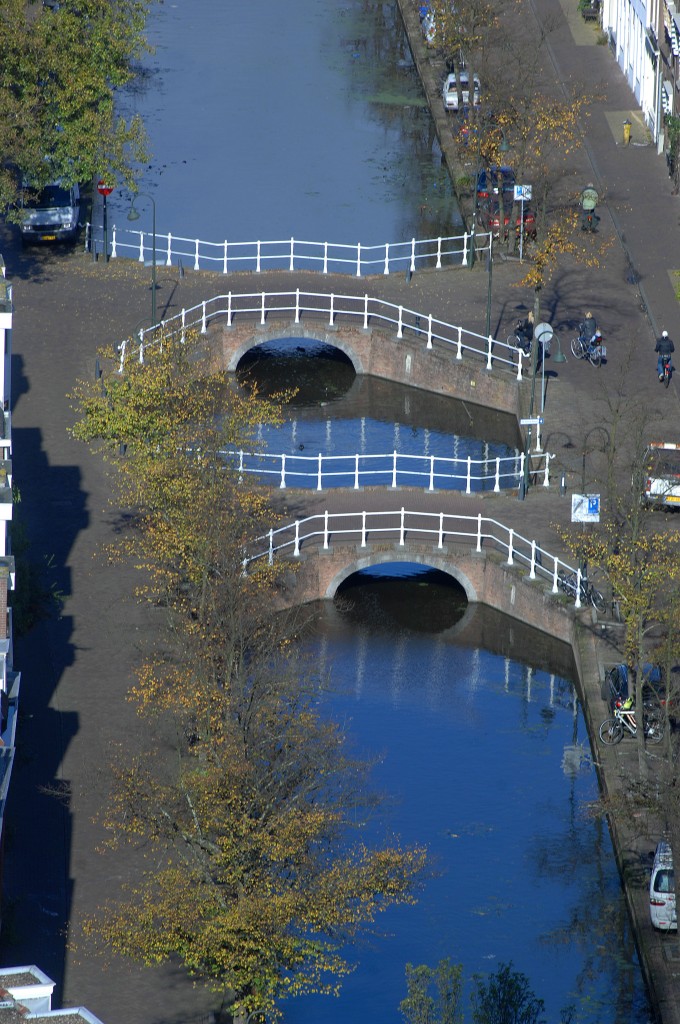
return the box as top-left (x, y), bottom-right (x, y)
top-left (0, 2), bottom-right (679, 1020)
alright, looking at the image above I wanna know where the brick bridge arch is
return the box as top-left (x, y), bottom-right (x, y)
top-left (283, 539), bottom-right (576, 646)
top-left (210, 317), bottom-right (521, 417)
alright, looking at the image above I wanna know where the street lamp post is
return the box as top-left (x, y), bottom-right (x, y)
top-left (127, 192), bottom-right (157, 327)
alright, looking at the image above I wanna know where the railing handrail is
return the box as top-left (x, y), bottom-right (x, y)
top-left (224, 447), bottom-right (553, 492)
top-left (101, 225), bottom-right (491, 276)
top-left (243, 508), bottom-right (584, 607)
top-left (116, 288), bottom-right (527, 382)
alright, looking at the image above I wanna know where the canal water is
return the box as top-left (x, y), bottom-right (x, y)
top-left (109, 0), bottom-right (460, 250)
top-left (105, 0), bottom-right (652, 1020)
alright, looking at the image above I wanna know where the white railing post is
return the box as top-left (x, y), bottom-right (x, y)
top-left (295, 288), bottom-right (300, 324)
top-left (392, 452), bottom-right (398, 489)
top-left (543, 454), bottom-right (551, 487)
top-left (518, 451), bottom-right (525, 489)
top-left (268, 528), bottom-right (274, 565)
top-left (237, 450), bottom-right (245, 484)
top-left (294, 520), bottom-right (301, 556)
top-left (552, 559), bottom-right (559, 593)
top-left (256, 241), bottom-right (262, 273)
top-left (516, 350), bottom-right (523, 381)
top-left (194, 239), bottom-right (200, 271)
top-left (323, 241), bottom-right (329, 274)
top-left (354, 454), bottom-right (360, 490)
top-left (323, 510), bottom-right (330, 550)
top-left (384, 243), bottom-right (390, 275)
top-left (410, 238), bottom-right (416, 272)
top-left (529, 540), bottom-right (537, 579)
top-left (361, 510), bottom-right (367, 547)
top-left (329, 293), bottom-right (335, 326)
top-left (436, 236), bottom-right (442, 269)
top-left (227, 292), bottom-right (233, 327)
top-left (223, 240), bottom-right (228, 274)
top-left (426, 314), bottom-right (433, 350)
top-left (399, 507), bottom-right (406, 546)
top-left (280, 454), bottom-right (286, 489)
top-left (166, 233), bottom-right (172, 266)
top-left (181, 308), bottom-right (186, 344)
top-left (438, 512), bottom-right (444, 548)
top-left (260, 292), bottom-right (266, 325)
top-left (139, 342), bottom-right (144, 364)
top-left (317, 453), bottom-right (323, 491)
top-left (575, 567), bottom-right (582, 608)
top-left (466, 456), bottom-right (472, 494)
top-left (429, 456), bottom-right (435, 491)
top-left (356, 243), bottom-right (362, 277)
top-left (137, 231), bottom-right (145, 262)
top-left (290, 237), bottom-right (295, 271)
top-left (494, 457), bottom-right (501, 492)
top-left (461, 231), bottom-right (469, 267)
top-left (456, 326), bottom-right (463, 360)
top-left (397, 306), bottom-right (404, 339)
top-left (363, 294), bottom-right (369, 329)
top-left (110, 225), bottom-right (118, 259)
top-left (118, 338), bottom-right (127, 373)
top-left (201, 301), bottom-right (207, 334)
top-left (476, 513), bottom-right (483, 552)
top-left (507, 529), bottom-right (514, 565)
top-left (486, 335), bottom-right (493, 370)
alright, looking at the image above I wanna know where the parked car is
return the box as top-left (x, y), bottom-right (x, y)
top-left (442, 70), bottom-right (481, 111)
top-left (19, 179), bottom-right (80, 243)
top-left (479, 198), bottom-right (536, 240)
top-left (650, 840), bottom-right (676, 931)
top-left (476, 165), bottom-right (515, 200)
top-left (641, 441), bottom-right (680, 508)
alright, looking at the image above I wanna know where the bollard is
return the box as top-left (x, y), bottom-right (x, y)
top-left (560, 472), bottom-right (567, 496)
top-left (623, 119), bottom-right (632, 145)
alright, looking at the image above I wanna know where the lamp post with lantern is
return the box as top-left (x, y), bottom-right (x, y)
top-left (127, 192), bottom-right (157, 327)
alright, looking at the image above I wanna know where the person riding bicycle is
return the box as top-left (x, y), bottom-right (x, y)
top-left (581, 184), bottom-right (599, 230)
top-left (655, 330), bottom-right (674, 380)
top-left (579, 311), bottom-right (597, 345)
top-left (515, 311), bottom-right (534, 355)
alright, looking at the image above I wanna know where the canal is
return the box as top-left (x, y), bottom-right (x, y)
top-left (103, 0), bottom-right (651, 1021)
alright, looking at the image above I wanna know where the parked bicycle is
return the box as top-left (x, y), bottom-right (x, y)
top-left (598, 702), bottom-right (665, 745)
top-left (557, 569), bottom-right (606, 612)
top-left (570, 330), bottom-right (606, 367)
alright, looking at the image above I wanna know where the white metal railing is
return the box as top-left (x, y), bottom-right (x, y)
top-left (226, 448), bottom-right (553, 491)
top-left (101, 227), bottom-right (491, 276)
top-left (116, 289), bottom-right (527, 381)
top-left (243, 509), bottom-right (586, 608)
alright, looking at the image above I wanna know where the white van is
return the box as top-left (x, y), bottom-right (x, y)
top-left (19, 179), bottom-right (80, 242)
top-left (650, 839), bottom-right (676, 931)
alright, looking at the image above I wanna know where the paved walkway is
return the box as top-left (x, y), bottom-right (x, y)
top-left (0, 4), bottom-right (679, 1022)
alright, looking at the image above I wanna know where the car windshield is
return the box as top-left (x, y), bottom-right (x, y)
top-left (23, 184), bottom-right (71, 209)
top-left (654, 869), bottom-right (675, 894)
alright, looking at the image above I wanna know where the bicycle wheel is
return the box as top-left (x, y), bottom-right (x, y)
top-left (589, 346), bottom-right (602, 368)
top-left (590, 587), bottom-right (606, 613)
top-left (664, 367), bottom-right (671, 389)
top-left (645, 714), bottom-right (665, 744)
top-left (599, 718), bottom-right (624, 745)
top-left (507, 334), bottom-right (519, 348)
top-left (570, 337), bottom-right (585, 359)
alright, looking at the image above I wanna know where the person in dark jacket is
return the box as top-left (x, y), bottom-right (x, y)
top-left (580, 311), bottom-right (597, 344)
top-left (655, 331), bottom-right (675, 380)
top-left (515, 310), bottom-right (534, 355)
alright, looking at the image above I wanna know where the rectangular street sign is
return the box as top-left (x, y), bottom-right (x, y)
top-left (571, 493), bottom-right (601, 523)
top-left (514, 184), bottom-right (533, 200)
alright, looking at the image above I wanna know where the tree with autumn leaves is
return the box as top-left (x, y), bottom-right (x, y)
top-left (70, 331), bottom-right (426, 1020)
top-left (0, 0), bottom-right (151, 212)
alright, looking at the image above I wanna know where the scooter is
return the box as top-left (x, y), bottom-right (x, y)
top-left (660, 354), bottom-right (673, 388)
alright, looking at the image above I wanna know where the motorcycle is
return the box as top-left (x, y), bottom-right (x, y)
top-left (660, 354), bottom-right (673, 388)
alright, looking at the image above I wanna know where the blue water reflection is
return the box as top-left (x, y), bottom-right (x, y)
top-left (283, 570), bottom-right (650, 1024)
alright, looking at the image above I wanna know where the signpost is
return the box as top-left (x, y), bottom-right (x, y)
top-left (97, 180), bottom-right (114, 262)
top-left (571, 494), bottom-right (601, 523)
top-left (513, 183), bottom-right (532, 262)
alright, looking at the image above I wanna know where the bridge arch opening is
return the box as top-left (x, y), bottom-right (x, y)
top-left (334, 562), bottom-right (469, 633)
top-left (236, 336), bottom-right (356, 404)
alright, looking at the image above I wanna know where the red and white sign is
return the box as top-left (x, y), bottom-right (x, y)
top-left (97, 180), bottom-right (114, 196)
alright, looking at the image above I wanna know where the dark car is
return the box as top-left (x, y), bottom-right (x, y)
top-left (603, 662), bottom-right (680, 717)
top-left (476, 165), bottom-right (515, 200)
top-left (479, 198), bottom-right (536, 241)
